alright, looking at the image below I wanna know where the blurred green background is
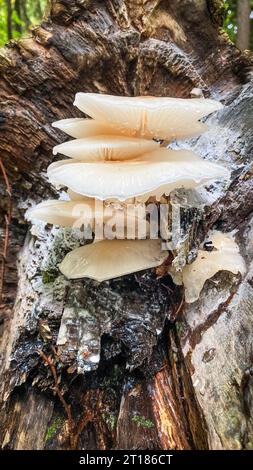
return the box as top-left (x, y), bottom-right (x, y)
top-left (0, 1), bottom-right (48, 45)
top-left (224, 0), bottom-right (253, 49)
top-left (0, 1), bottom-right (252, 49)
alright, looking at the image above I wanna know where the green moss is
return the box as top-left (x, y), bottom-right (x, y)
top-left (45, 416), bottom-right (64, 444)
top-left (132, 415), bottom-right (154, 429)
top-left (42, 268), bottom-right (58, 284)
top-left (176, 320), bottom-right (187, 337)
top-left (103, 412), bottom-right (117, 431)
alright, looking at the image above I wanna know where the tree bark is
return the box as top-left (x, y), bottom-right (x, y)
top-left (236, 0), bottom-right (251, 51)
top-left (0, 0), bottom-right (253, 450)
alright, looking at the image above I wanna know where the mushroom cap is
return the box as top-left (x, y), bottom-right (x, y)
top-left (52, 118), bottom-right (133, 138)
top-left (74, 93), bottom-right (222, 140)
top-left (169, 231), bottom-right (246, 303)
top-left (27, 199), bottom-right (96, 228)
top-left (27, 199), bottom-right (149, 238)
top-left (59, 239), bottom-right (168, 281)
top-left (53, 135), bottom-right (159, 161)
top-left (141, 148), bottom-right (202, 162)
top-left (47, 149), bottom-right (230, 201)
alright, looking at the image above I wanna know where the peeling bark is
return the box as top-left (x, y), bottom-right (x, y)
top-left (0, 0), bottom-right (253, 450)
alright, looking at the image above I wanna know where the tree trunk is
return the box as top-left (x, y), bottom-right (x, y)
top-left (14, 0), bottom-right (23, 35)
top-left (0, 0), bottom-right (253, 450)
top-left (6, 0), bottom-right (13, 40)
top-left (35, 0), bottom-right (44, 18)
top-left (236, 0), bottom-right (251, 51)
top-left (20, 0), bottom-right (31, 30)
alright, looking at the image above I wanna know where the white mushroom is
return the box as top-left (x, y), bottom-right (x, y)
top-left (47, 148), bottom-right (230, 201)
top-left (67, 189), bottom-right (88, 200)
top-left (53, 135), bottom-right (159, 161)
top-left (63, 150), bottom-right (204, 203)
top-left (27, 199), bottom-right (149, 239)
top-left (59, 239), bottom-right (168, 281)
top-left (74, 93), bottom-right (222, 140)
top-left (27, 199), bottom-right (97, 228)
top-left (52, 118), bottom-right (133, 138)
top-left (168, 231), bottom-right (246, 303)
top-left (28, 92), bottom-right (233, 285)
top-left (140, 148), bottom-right (202, 162)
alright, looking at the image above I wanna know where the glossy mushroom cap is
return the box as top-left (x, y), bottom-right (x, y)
top-left (52, 118), bottom-right (134, 138)
top-left (74, 93), bottom-right (222, 140)
top-left (59, 239), bottom-right (168, 281)
top-left (27, 198), bottom-right (149, 238)
top-left (53, 135), bottom-right (159, 161)
top-left (47, 149), bottom-right (230, 201)
top-left (169, 231), bottom-right (246, 303)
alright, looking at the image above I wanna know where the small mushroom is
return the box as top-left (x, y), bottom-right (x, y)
top-left (168, 231), bottom-right (246, 303)
top-left (74, 93), bottom-right (222, 140)
top-left (59, 239), bottom-right (168, 281)
top-left (52, 118), bottom-right (132, 139)
top-left (27, 199), bottom-right (97, 228)
top-left (27, 198), bottom-right (149, 238)
top-left (47, 148), bottom-right (230, 201)
top-left (53, 135), bottom-right (159, 161)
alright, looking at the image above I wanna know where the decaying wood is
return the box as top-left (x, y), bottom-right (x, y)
top-left (0, 0), bottom-right (253, 450)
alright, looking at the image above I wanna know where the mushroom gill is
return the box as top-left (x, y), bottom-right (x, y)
top-left (168, 231), bottom-right (246, 303)
top-left (53, 135), bottom-right (159, 161)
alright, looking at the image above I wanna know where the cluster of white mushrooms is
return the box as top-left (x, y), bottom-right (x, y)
top-left (28, 93), bottom-right (245, 302)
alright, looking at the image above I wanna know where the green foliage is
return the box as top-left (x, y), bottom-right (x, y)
top-left (0, 0), bottom-right (48, 47)
top-left (0, 2), bottom-right (7, 45)
top-left (223, 0), bottom-right (237, 43)
top-left (103, 412), bottom-right (117, 431)
top-left (45, 416), bottom-right (64, 444)
top-left (223, 0), bottom-right (253, 49)
top-left (132, 415), bottom-right (154, 429)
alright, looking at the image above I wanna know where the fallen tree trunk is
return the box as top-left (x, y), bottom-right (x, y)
top-left (0, 0), bottom-right (253, 450)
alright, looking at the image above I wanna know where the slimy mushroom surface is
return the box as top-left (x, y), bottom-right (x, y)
top-left (168, 231), bottom-right (246, 303)
top-left (53, 135), bottom-right (159, 161)
top-left (27, 199), bottom-right (95, 228)
top-left (47, 151), bottom-right (230, 201)
top-left (27, 199), bottom-right (149, 238)
top-left (52, 118), bottom-right (132, 139)
top-left (59, 239), bottom-right (168, 281)
top-left (74, 93), bottom-right (222, 140)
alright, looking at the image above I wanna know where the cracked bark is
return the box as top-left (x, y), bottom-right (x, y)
top-left (0, 0), bottom-right (253, 450)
